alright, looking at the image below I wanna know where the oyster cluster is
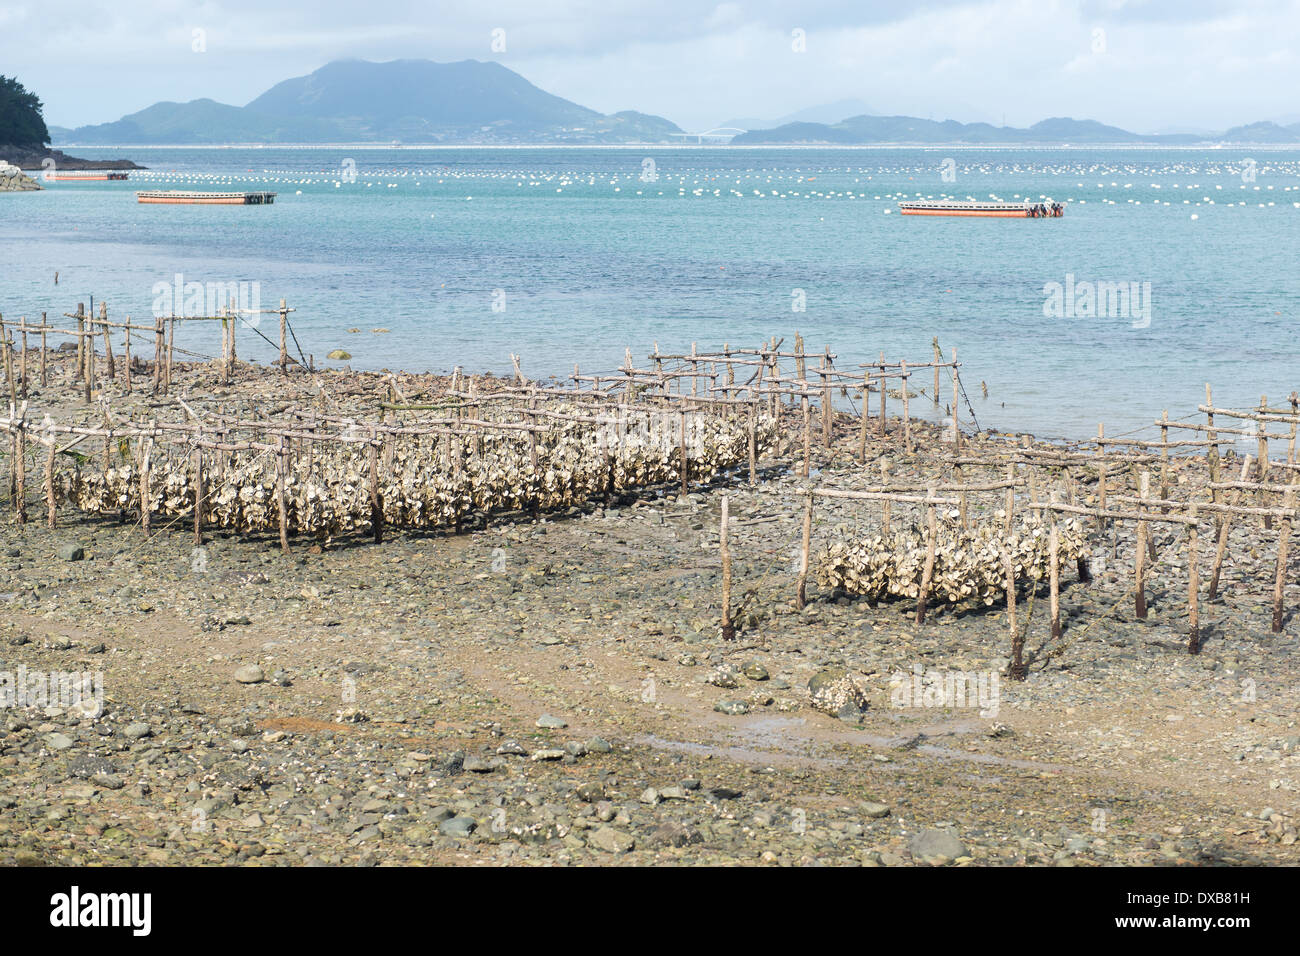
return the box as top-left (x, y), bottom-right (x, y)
top-left (56, 408), bottom-right (775, 538)
top-left (817, 512), bottom-right (1088, 608)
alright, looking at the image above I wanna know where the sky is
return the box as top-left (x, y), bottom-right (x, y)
top-left (3, 0), bottom-right (1298, 132)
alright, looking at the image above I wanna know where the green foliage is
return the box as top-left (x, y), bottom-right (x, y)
top-left (0, 75), bottom-right (50, 146)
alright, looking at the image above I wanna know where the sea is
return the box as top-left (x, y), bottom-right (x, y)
top-left (2, 145), bottom-right (1298, 442)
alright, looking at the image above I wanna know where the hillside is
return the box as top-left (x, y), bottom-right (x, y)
top-left (55, 59), bottom-right (682, 145)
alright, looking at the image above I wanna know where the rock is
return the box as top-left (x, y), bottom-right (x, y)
top-left (439, 816), bottom-right (476, 838)
top-left (742, 661), bottom-right (770, 681)
top-left (714, 699), bottom-right (750, 715)
top-left (56, 543), bottom-right (85, 562)
top-left (649, 821), bottom-right (703, 847)
top-left (327, 349), bottom-right (352, 360)
top-left (46, 732), bottom-right (74, 751)
top-left (123, 722), bottom-right (152, 740)
top-left (588, 826), bottom-right (635, 853)
top-left (530, 749), bottom-right (565, 761)
top-left (233, 665), bottom-right (265, 684)
top-left (910, 828), bottom-right (967, 864)
top-left (535, 714), bottom-right (568, 729)
top-left (861, 802), bottom-right (891, 819)
top-left (587, 737), bottom-right (612, 753)
top-left (808, 668), bottom-right (869, 720)
top-left (462, 755), bottom-right (500, 773)
top-left (640, 787), bottom-right (661, 805)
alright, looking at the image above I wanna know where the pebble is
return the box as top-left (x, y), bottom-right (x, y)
top-left (234, 665), bottom-right (265, 684)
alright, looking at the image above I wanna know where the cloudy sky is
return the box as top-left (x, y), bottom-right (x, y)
top-left (4, 0), bottom-right (1298, 132)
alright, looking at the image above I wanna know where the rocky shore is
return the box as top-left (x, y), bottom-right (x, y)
top-left (1, 144), bottom-right (143, 171)
top-left (1, 352), bottom-right (1297, 866)
top-left (0, 161), bottom-right (40, 191)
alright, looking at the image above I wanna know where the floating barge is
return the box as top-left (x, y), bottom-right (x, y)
top-left (48, 171), bottom-right (129, 181)
top-left (136, 190), bottom-right (276, 205)
top-left (899, 200), bottom-right (1064, 218)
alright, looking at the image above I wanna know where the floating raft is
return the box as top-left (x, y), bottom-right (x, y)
top-left (49, 171), bottom-right (129, 181)
top-left (136, 190), bottom-right (276, 205)
top-left (899, 200), bottom-right (1064, 218)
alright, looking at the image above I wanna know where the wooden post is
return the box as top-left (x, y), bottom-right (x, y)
top-left (123, 324), bottom-right (132, 394)
top-left (916, 487), bottom-right (937, 624)
top-left (858, 378), bottom-right (869, 463)
top-left (1209, 457), bottom-right (1251, 600)
top-left (878, 354), bottom-right (887, 438)
top-left (932, 340), bottom-right (940, 405)
top-left (140, 428), bottom-right (153, 537)
top-left (165, 317), bottom-right (175, 393)
top-left (151, 316), bottom-right (163, 395)
top-left (900, 360), bottom-right (912, 453)
top-left (796, 491), bottom-right (813, 610)
top-left (13, 409), bottom-right (26, 524)
top-left (801, 391), bottom-right (811, 478)
top-left (192, 444), bottom-right (203, 545)
top-left (276, 435), bottom-right (290, 553)
top-left (18, 316), bottom-right (28, 399)
top-left (74, 303), bottom-right (85, 383)
top-left (39, 313), bottom-right (47, 389)
top-left (679, 410), bottom-right (688, 495)
top-left (1006, 546), bottom-right (1024, 680)
top-left (720, 495), bottom-right (734, 640)
top-left (1187, 505), bottom-right (1200, 654)
top-left (1135, 471), bottom-right (1149, 619)
top-left (1159, 409), bottom-right (1170, 506)
top-left (1095, 423), bottom-right (1107, 530)
top-left (368, 430), bottom-right (383, 543)
top-left (1049, 493), bottom-right (1061, 640)
top-left (881, 459), bottom-right (891, 535)
top-left (44, 436), bottom-right (56, 528)
top-left (278, 298), bottom-right (288, 373)
top-left (1273, 481), bottom-right (1294, 633)
top-left (950, 348), bottom-right (960, 450)
top-left (1004, 463), bottom-right (1015, 532)
top-left (821, 349), bottom-right (833, 448)
top-left (100, 303), bottom-right (113, 382)
top-left (747, 403), bottom-right (757, 486)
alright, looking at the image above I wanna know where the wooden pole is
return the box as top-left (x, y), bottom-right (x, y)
top-left (821, 349), bottom-right (833, 448)
top-left (679, 410), bottom-right (688, 495)
top-left (878, 354), bottom-right (887, 438)
top-left (368, 430), bottom-right (383, 543)
top-left (881, 459), bottom-right (891, 535)
top-left (1049, 492), bottom-right (1061, 640)
top-left (74, 303), bottom-right (84, 383)
top-left (1135, 471), bottom-right (1149, 619)
top-left (1187, 505), bottom-right (1200, 654)
top-left (39, 313), bottom-right (47, 389)
top-left (192, 444), bottom-right (203, 545)
top-left (1273, 481), bottom-right (1294, 633)
top-left (796, 491), bottom-right (812, 610)
top-left (100, 303), bottom-right (113, 382)
top-left (1004, 462), bottom-right (1015, 533)
top-left (13, 409), bottom-right (26, 524)
top-left (1208, 457), bottom-right (1252, 600)
top-left (276, 435), bottom-right (290, 553)
top-left (916, 487), bottom-right (937, 624)
top-left (801, 393), bottom-right (811, 478)
top-left (123, 324), bottom-right (132, 394)
top-left (140, 428), bottom-right (153, 537)
top-left (858, 379), bottom-right (869, 463)
top-left (747, 403), bottom-right (757, 486)
top-left (900, 360), bottom-right (912, 453)
top-left (950, 348), bottom-right (960, 450)
top-left (1006, 546), bottom-right (1024, 680)
top-left (720, 495), bottom-right (734, 639)
top-left (165, 317), bottom-right (174, 393)
top-left (278, 298), bottom-right (288, 373)
top-left (44, 437), bottom-right (56, 528)
top-left (18, 316), bottom-right (28, 399)
top-left (932, 340), bottom-right (940, 405)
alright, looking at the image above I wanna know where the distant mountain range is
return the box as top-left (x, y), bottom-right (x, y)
top-left (50, 59), bottom-right (682, 145)
top-left (732, 115), bottom-right (1300, 145)
top-left (45, 58), bottom-right (1300, 147)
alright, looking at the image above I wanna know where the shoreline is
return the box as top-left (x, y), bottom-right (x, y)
top-left (1, 345), bottom-right (1296, 865)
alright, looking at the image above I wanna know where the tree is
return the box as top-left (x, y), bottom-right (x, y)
top-left (0, 75), bottom-right (51, 147)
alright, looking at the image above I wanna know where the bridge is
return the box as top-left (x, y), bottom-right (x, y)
top-left (668, 128), bottom-right (747, 144)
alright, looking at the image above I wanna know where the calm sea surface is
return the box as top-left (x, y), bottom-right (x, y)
top-left (2, 146), bottom-right (1298, 441)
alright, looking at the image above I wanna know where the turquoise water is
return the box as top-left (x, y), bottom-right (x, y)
top-left (2, 146), bottom-right (1298, 440)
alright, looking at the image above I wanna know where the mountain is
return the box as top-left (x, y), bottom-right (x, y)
top-left (728, 114), bottom-right (1281, 145)
top-left (721, 98), bottom-right (879, 131)
top-left (53, 59), bottom-right (682, 145)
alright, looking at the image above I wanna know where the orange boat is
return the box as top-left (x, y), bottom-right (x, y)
top-left (899, 200), bottom-right (1064, 218)
top-left (136, 191), bottom-right (276, 205)
top-left (48, 171), bottom-right (129, 181)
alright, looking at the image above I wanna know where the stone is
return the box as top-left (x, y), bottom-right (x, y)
top-left (439, 816), bottom-right (476, 838)
top-left (808, 668), bottom-right (869, 719)
top-left (56, 543), bottom-right (85, 562)
top-left (861, 802), bottom-right (891, 819)
top-left (714, 699), bottom-right (750, 715)
top-left (588, 826), bottom-right (635, 853)
top-left (234, 665), bottom-right (265, 684)
top-left (327, 349), bottom-right (352, 360)
top-left (46, 732), bottom-right (74, 751)
top-left (123, 722), bottom-right (152, 740)
top-left (910, 828), bottom-right (967, 864)
top-left (535, 714), bottom-right (568, 729)
top-left (742, 661), bottom-right (770, 681)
